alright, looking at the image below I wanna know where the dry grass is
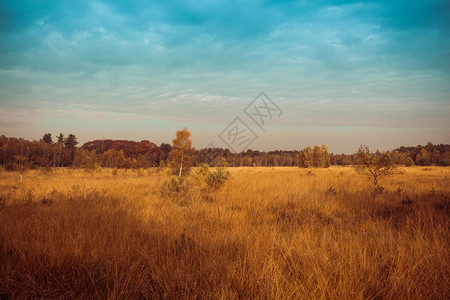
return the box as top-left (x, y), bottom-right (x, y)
top-left (0, 166), bottom-right (449, 299)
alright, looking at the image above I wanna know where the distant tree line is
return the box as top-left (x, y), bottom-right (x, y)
top-left (195, 148), bottom-right (297, 167)
top-left (0, 133), bottom-right (78, 170)
top-left (78, 139), bottom-right (161, 169)
top-left (331, 142), bottom-right (450, 167)
top-left (295, 145), bottom-right (330, 168)
top-left (1, 133), bottom-right (449, 171)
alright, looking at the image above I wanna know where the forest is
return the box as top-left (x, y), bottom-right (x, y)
top-left (1, 133), bottom-right (449, 171)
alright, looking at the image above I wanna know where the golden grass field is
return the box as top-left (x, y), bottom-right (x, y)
top-left (0, 166), bottom-right (449, 299)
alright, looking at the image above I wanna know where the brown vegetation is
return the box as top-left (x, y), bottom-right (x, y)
top-left (356, 145), bottom-right (399, 190)
top-left (0, 166), bottom-right (448, 299)
top-left (169, 128), bottom-right (194, 176)
top-left (2, 134), bottom-right (450, 170)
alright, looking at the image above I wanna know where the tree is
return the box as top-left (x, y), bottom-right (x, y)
top-left (76, 149), bottom-right (98, 170)
top-left (440, 152), bottom-right (450, 166)
top-left (42, 133), bottom-right (53, 144)
top-left (213, 156), bottom-right (228, 167)
top-left (160, 143), bottom-right (172, 162)
top-left (64, 134), bottom-right (78, 149)
top-left (312, 145), bottom-right (322, 167)
top-left (311, 145), bottom-right (330, 167)
top-left (321, 145), bottom-right (331, 168)
top-left (405, 157), bottom-right (415, 167)
top-left (57, 133), bottom-right (65, 144)
top-left (56, 133), bottom-right (65, 167)
top-left (242, 155), bottom-right (253, 167)
top-left (169, 128), bottom-right (194, 176)
top-left (13, 155), bottom-right (28, 183)
top-left (356, 145), bottom-right (398, 190)
top-left (100, 149), bottom-right (127, 168)
top-left (415, 148), bottom-right (431, 166)
top-left (63, 134), bottom-right (78, 165)
top-left (295, 146), bottom-right (314, 168)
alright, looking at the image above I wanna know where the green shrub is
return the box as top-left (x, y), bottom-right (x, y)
top-left (204, 168), bottom-right (230, 191)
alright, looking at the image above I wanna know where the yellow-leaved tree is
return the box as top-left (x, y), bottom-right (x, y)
top-left (169, 128), bottom-right (194, 176)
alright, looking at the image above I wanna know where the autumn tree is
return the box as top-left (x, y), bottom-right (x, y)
top-left (242, 155), bottom-right (253, 167)
top-left (304, 146), bottom-right (314, 167)
top-left (73, 148), bottom-right (98, 170)
top-left (213, 155), bottom-right (228, 167)
top-left (32, 140), bottom-right (54, 167)
top-left (405, 157), bottom-right (415, 167)
top-left (100, 149), bottom-right (127, 168)
top-left (313, 145), bottom-right (323, 167)
top-left (295, 146), bottom-right (313, 168)
top-left (321, 145), bottom-right (331, 168)
top-left (356, 145), bottom-right (398, 190)
top-left (81, 150), bottom-right (98, 170)
top-left (169, 128), bottom-right (194, 176)
top-left (415, 148), bottom-right (431, 166)
top-left (296, 145), bottom-right (331, 168)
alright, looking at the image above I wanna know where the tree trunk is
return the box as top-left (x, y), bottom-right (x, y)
top-left (57, 142), bottom-right (62, 167)
top-left (179, 152), bottom-right (183, 177)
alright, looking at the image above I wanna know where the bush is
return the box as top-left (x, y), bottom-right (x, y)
top-left (405, 157), bottom-right (415, 167)
top-left (161, 165), bottom-right (231, 206)
top-left (159, 165), bottom-right (172, 176)
top-left (192, 163), bottom-right (210, 183)
top-left (166, 177), bottom-right (189, 195)
top-left (204, 168), bottom-right (230, 191)
top-left (162, 176), bottom-right (196, 207)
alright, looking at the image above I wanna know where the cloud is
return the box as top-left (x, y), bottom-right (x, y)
top-left (0, 0), bottom-right (449, 151)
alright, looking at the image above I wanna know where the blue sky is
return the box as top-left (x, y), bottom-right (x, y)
top-left (0, 0), bottom-right (449, 153)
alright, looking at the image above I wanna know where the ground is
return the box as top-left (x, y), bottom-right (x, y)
top-left (0, 166), bottom-right (449, 299)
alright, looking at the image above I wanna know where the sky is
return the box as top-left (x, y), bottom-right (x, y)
top-left (0, 0), bottom-right (449, 153)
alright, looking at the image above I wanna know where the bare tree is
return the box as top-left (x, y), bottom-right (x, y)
top-left (14, 155), bottom-right (28, 183)
top-left (356, 145), bottom-right (398, 191)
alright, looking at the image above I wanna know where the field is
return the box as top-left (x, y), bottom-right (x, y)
top-left (0, 166), bottom-right (449, 299)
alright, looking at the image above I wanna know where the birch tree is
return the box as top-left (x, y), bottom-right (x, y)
top-left (169, 128), bottom-right (194, 176)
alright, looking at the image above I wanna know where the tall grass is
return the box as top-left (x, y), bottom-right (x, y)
top-left (0, 166), bottom-right (448, 299)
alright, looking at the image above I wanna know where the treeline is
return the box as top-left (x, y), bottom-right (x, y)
top-left (0, 133), bottom-right (78, 169)
top-left (184, 143), bottom-right (450, 167)
top-left (330, 142), bottom-right (450, 167)
top-left (1, 133), bottom-right (449, 170)
top-left (78, 139), bottom-right (161, 168)
top-left (195, 148), bottom-right (297, 167)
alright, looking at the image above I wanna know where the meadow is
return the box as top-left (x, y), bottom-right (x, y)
top-left (0, 166), bottom-right (449, 299)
